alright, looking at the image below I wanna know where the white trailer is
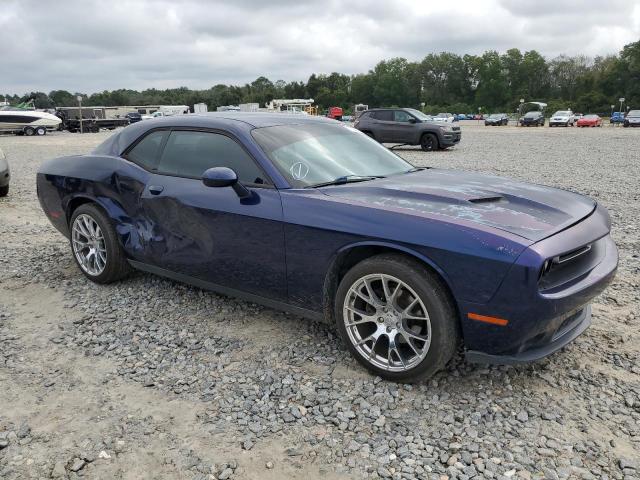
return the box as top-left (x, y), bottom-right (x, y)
top-left (239, 103), bottom-right (259, 112)
top-left (266, 99), bottom-right (314, 112)
top-left (158, 105), bottom-right (189, 115)
top-left (193, 103), bottom-right (208, 114)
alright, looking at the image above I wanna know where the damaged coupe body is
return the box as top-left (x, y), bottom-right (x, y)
top-left (37, 113), bottom-right (617, 379)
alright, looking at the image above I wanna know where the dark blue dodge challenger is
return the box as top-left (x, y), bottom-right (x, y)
top-left (37, 113), bottom-right (618, 381)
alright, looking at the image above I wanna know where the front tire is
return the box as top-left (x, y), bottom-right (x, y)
top-left (335, 254), bottom-right (460, 382)
top-left (35, 126), bottom-right (46, 136)
top-left (24, 127), bottom-right (35, 136)
top-left (420, 133), bottom-right (438, 152)
top-left (69, 203), bottom-right (131, 284)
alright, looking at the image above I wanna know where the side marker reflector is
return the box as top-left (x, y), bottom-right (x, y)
top-left (468, 313), bottom-right (509, 326)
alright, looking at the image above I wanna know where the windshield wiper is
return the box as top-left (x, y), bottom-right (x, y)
top-left (308, 175), bottom-right (385, 188)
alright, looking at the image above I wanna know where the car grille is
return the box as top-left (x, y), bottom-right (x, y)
top-left (538, 238), bottom-right (605, 292)
top-left (452, 126), bottom-right (461, 131)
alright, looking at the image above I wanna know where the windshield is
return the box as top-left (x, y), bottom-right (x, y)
top-left (406, 109), bottom-right (432, 121)
top-left (524, 112), bottom-right (540, 118)
top-left (584, 114), bottom-right (598, 119)
top-left (553, 111), bottom-right (571, 116)
top-left (489, 114), bottom-right (503, 119)
top-left (628, 110), bottom-right (640, 117)
top-left (252, 123), bottom-right (413, 188)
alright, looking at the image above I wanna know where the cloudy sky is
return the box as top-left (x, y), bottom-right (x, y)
top-left (2, 0), bottom-right (639, 94)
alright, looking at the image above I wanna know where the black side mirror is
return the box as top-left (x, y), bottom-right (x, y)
top-left (202, 167), bottom-right (251, 199)
top-left (408, 118), bottom-right (418, 124)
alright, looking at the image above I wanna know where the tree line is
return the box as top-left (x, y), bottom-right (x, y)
top-left (3, 41), bottom-right (639, 115)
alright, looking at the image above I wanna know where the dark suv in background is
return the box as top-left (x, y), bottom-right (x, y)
top-left (125, 112), bottom-right (143, 123)
top-left (354, 108), bottom-right (461, 151)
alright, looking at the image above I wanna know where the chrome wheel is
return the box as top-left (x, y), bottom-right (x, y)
top-left (72, 214), bottom-right (107, 276)
top-left (343, 274), bottom-right (431, 372)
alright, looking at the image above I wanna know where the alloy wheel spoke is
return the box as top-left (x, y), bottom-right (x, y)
top-left (346, 305), bottom-right (370, 318)
top-left (353, 289), bottom-right (376, 309)
top-left (76, 221), bottom-right (91, 238)
top-left (405, 313), bottom-right (429, 321)
top-left (399, 332), bottom-right (421, 357)
top-left (402, 297), bottom-right (419, 316)
top-left (391, 345), bottom-right (406, 369)
top-left (356, 332), bottom-right (378, 346)
top-left (401, 329), bottom-right (429, 342)
top-left (83, 216), bottom-right (94, 237)
top-left (345, 317), bottom-right (376, 328)
top-left (363, 278), bottom-right (381, 306)
top-left (381, 276), bottom-right (393, 303)
top-left (368, 335), bottom-right (380, 360)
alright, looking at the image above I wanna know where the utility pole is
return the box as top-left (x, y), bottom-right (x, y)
top-left (519, 99), bottom-right (524, 127)
top-left (77, 95), bottom-right (83, 134)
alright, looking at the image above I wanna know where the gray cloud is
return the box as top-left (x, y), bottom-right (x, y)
top-left (1, 0), bottom-right (638, 94)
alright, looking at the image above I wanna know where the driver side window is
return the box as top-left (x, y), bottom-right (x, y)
top-left (156, 131), bottom-right (267, 185)
top-left (394, 111), bottom-right (413, 123)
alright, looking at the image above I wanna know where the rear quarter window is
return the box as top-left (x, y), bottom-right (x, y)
top-left (125, 130), bottom-right (168, 170)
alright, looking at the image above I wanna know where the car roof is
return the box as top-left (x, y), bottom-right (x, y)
top-left (195, 112), bottom-right (335, 128)
top-left (366, 108), bottom-right (410, 111)
top-left (93, 112), bottom-right (338, 157)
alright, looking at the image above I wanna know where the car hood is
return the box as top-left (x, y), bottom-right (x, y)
top-left (320, 169), bottom-right (596, 242)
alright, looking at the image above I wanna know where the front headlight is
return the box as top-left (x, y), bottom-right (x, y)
top-left (438, 125), bottom-right (453, 132)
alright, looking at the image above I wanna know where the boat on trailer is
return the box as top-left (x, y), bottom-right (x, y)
top-left (0, 100), bottom-right (62, 136)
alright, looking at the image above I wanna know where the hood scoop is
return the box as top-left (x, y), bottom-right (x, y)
top-left (468, 196), bottom-right (504, 205)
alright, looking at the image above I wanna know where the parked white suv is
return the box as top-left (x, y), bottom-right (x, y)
top-left (549, 110), bottom-right (575, 127)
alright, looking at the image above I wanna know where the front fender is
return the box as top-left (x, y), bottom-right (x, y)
top-left (335, 240), bottom-right (456, 294)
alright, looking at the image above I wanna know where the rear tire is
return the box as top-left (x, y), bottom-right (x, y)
top-left (35, 126), bottom-right (46, 136)
top-left (24, 127), bottom-right (35, 136)
top-left (0, 185), bottom-right (8, 197)
top-left (335, 254), bottom-right (460, 382)
top-left (420, 133), bottom-right (438, 152)
top-left (69, 203), bottom-right (131, 284)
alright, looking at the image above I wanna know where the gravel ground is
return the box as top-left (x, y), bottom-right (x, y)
top-left (0, 124), bottom-right (638, 480)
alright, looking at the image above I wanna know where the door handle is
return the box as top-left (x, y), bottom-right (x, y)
top-left (148, 185), bottom-right (164, 195)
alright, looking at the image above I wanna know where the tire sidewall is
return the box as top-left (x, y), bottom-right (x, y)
top-left (334, 255), bottom-right (457, 382)
top-left (420, 133), bottom-right (437, 152)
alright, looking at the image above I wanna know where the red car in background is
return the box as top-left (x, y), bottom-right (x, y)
top-left (327, 106), bottom-right (343, 121)
top-left (576, 114), bottom-right (602, 127)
